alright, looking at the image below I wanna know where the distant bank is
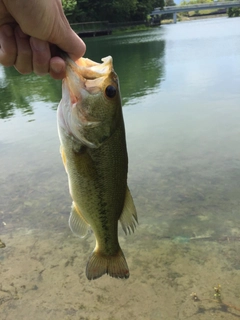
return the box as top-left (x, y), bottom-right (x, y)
top-left (72, 12), bottom-right (229, 38)
top-left (72, 20), bottom-right (160, 38)
top-left (161, 10), bottom-right (228, 24)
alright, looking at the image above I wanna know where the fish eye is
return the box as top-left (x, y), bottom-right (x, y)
top-left (105, 85), bottom-right (117, 98)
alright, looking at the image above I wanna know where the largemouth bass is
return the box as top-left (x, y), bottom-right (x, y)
top-left (57, 55), bottom-right (137, 280)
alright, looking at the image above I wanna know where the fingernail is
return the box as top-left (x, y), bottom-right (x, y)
top-left (30, 37), bottom-right (48, 52)
top-left (51, 64), bottom-right (65, 75)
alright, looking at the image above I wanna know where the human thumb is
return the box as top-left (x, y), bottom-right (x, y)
top-left (53, 25), bottom-right (86, 61)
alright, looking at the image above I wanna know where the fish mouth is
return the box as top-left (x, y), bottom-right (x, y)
top-left (59, 55), bottom-right (117, 146)
top-left (64, 55), bottom-right (114, 99)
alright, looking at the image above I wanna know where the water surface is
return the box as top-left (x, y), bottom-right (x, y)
top-left (1, 17), bottom-right (240, 320)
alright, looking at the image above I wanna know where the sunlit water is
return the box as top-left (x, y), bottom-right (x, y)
top-left (1, 17), bottom-right (240, 320)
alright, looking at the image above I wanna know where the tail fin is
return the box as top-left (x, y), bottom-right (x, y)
top-left (86, 248), bottom-right (129, 280)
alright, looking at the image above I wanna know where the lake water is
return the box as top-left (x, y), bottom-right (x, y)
top-left (1, 17), bottom-right (240, 320)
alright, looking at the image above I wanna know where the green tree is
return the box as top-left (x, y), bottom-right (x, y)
top-left (62, 0), bottom-right (77, 11)
top-left (62, 0), bottom-right (77, 19)
top-left (180, 0), bottom-right (213, 5)
top-left (228, 7), bottom-right (240, 17)
top-left (93, 0), bottom-right (138, 22)
top-left (62, 0), bottom-right (165, 23)
top-left (165, 0), bottom-right (176, 6)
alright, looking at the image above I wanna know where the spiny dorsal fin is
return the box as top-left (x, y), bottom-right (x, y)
top-left (69, 202), bottom-right (90, 238)
top-left (119, 186), bottom-right (138, 235)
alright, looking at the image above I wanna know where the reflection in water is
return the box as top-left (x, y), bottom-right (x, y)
top-left (115, 38), bottom-right (165, 105)
top-left (85, 30), bottom-right (166, 105)
top-left (0, 30), bottom-right (166, 121)
top-left (0, 66), bottom-right (61, 119)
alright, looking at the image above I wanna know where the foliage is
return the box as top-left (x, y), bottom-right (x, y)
top-left (180, 0), bottom-right (213, 5)
top-left (228, 7), bottom-right (240, 17)
top-left (179, 0), bottom-right (214, 16)
top-left (62, 0), bottom-right (77, 11)
top-left (61, 0), bottom-right (165, 23)
top-left (62, 0), bottom-right (77, 17)
top-left (165, 0), bottom-right (176, 6)
top-left (161, 0), bottom-right (175, 20)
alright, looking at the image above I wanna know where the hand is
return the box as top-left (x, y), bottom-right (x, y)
top-left (0, 0), bottom-right (86, 79)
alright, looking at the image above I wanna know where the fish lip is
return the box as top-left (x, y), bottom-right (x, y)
top-left (63, 56), bottom-right (114, 97)
top-left (66, 56), bottom-right (113, 82)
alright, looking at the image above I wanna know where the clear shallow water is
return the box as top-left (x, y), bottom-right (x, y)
top-left (1, 17), bottom-right (240, 319)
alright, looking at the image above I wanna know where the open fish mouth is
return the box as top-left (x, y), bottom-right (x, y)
top-left (64, 56), bottom-right (115, 96)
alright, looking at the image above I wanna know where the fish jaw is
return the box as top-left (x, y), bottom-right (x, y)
top-left (65, 56), bottom-right (114, 100)
top-left (58, 56), bottom-right (121, 148)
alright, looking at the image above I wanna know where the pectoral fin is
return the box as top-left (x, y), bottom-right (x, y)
top-left (119, 187), bottom-right (138, 235)
top-left (69, 202), bottom-right (90, 238)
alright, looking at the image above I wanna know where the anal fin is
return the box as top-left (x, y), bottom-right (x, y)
top-left (69, 202), bottom-right (90, 238)
top-left (119, 186), bottom-right (138, 235)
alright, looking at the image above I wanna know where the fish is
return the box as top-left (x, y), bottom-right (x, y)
top-left (57, 55), bottom-right (138, 280)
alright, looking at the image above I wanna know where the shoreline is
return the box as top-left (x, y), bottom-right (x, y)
top-left (74, 14), bottom-right (229, 37)
top-left (162, 13), bottom-right (227, 24)
top-left (112, 13), bottom-right (228, 34)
